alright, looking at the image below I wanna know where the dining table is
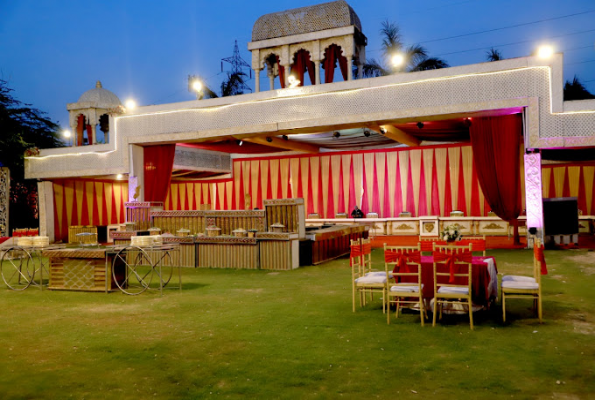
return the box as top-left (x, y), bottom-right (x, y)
top-left (394, 255), bottom-right (498, 308)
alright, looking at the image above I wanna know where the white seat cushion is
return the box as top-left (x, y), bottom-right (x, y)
top-left (355, 275), bottom-right (387, 284)
top-left (437, 286), bottom-right (469, 295)
top-left (502, 280), bottom-right (539, 290)
top-left (389, 283), bottom-right (423, 293)
top-left (365, 271), bottom-right (386, 277)
top-left (502, 275), bottom-right (536, 283)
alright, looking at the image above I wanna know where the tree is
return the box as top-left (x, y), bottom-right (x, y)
top-left (0, 79), bottom-right (63, 179)
top-left (486, 48), bottom-right (503, 62)
top-left (564, 75), bottom-right (595, 101)
top-left (220, 71), bottom-right (250, 97)
top-left (0, 79), bottom-right (63, 230)
top-left (358, 20), bottom-right (449, 78)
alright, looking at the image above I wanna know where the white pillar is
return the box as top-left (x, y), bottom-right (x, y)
top-left (282, 64), bottom-right (290, 87)
top-left (524, 151), bottom-right (544, 247)
top-left (91, 125), bottom-right (97, 145)
top-left (347, 57), bottom-right (353, 81)
top-left (128, 144), bottom-right (145, 203)
top-left (37, 181), bottom-right (55, 242)
top-left (254, 68), bottom-right (261, 93)
top-left (314, 61), bottom-right (321, 85)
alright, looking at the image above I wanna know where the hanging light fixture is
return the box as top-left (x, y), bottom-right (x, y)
top-left (363, 129), bottom-right (371, 137)
top-left (417, 122), bottom-right (424, 129)
top-left (333, 131), bottom-right (341, 138)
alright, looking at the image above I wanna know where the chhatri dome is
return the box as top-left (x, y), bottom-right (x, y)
top-left (251, 0), bottom-right (362, 41)
top-left (77, 81), bottom-right (121, 107)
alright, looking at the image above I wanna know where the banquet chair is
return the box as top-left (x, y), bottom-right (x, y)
top-left (459, 235), bottom-right (487, 256)
top-left (384, 244), bottom-right (426, 326)
top-left (432, 243), bottom-right (474, 329)
top-left (351, 239), bottom-right (386, 312)
top-left (418, 236), bottom-right (445, 255)
top-left (501, 239), bottom-right (545, 323)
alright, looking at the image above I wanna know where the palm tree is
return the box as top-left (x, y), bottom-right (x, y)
top-left (358, 20), bottom-right (449, 78)
top-left (564, 75), bottom-right (595, 101)
top-left (486, 48), bottom-right (503, 62)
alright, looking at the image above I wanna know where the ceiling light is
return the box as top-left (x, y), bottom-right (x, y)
top-left (379, 127), bottom-right (386, 135)
top-left (333, 131), bottom-right (341, 138)
top-left (417, 122), bottom-right (424, 129)
top-left (266, 137), bottom-right (273, 142)
top-left (116, 174), bottom-right (124, 180)
top-left (363, 129), bottom-right (371, 137)
top-left (463, 118), bottom-right (472, 127)
top-left (237, 140), bottom-right (243, 146)
top-left (282, 135), bottom-right (288, 140)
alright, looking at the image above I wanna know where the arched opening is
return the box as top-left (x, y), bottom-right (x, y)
top-left (99, 114), bottom-right (110, 144)
top-left (290, 49), bottom-right (315, 87)
top-left (322, 44), bottom-right (348, 83)
top-left (76, 114), bottom-right (93, 146)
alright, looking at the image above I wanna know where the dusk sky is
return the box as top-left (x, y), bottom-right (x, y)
top-left (1, 0), bottom-right (594, 132)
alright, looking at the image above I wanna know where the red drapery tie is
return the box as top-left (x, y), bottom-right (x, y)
top-left (350, 243), bottom-right (362, 266)
top-left (385, 250), bottom-right (421, 275)
top-left (534, 244), bottom-right (548, 275)
top-left (419, 240), bottom-right (446, 252)
top-left (433, 249), bottom-right (472, 283)
top-left (459, 239), bottom-right (486, 252)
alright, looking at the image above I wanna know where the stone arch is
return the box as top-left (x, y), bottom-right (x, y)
top-left (290, 49), bottom-right (316, 86)
top-left (321, 43), bottom-right (348, 83)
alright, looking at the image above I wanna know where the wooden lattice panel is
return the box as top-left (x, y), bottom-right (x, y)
top-left (259, 240), bottom-right (299, 270)
top-left (196, 243), bottom-right (259, 269)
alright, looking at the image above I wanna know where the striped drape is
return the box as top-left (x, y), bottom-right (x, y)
top-left (171, 144), bottom-right (491, 218)
top-left (52, 179), bottom-right (128, 242)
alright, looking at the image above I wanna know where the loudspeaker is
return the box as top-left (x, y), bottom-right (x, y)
top-left (543, 197), bottom-right (579, 236)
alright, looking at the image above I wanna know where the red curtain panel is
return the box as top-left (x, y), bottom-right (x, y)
top-left (144, 145), bottom-right (176, 203)
top-left (469, 114), bottom-right (523, 222)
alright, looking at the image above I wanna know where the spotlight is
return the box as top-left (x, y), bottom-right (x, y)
top-left (116, 174), bottom-right (124, 180)
top-left (125, 99), bottom-right (137, 110)
top-left (528, 227), bottom-right (537, 235)
top-left (266, 137), bottom-right (273, 143)
top-left (463, 118), bottom-right (472, 128)
top-left (363, 129), bottom-right (371, 137)
top-left (391, 53), bottom-right (405, 67)
top-left (379, 127), bottom-right (386, 135)
top-left (237, 140), bottom-right (243, 146)
top-left (282, 135), bottom-right (288, 140)
top-left (537, 45), bottom-right (554, 59)
top-left (416, 122), bottom-right (424, 129)
top-left (333, 131), bottom-right (341, 138)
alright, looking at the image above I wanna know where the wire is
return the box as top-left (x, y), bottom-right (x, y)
top-left (418, 9), bottom-right (595, 45)
top-left (431, 29), bottom-right (595, 57)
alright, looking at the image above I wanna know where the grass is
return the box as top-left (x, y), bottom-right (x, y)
top-left (1, 248), bottom-right (594, 399)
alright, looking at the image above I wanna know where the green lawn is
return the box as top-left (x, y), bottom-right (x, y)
top-left (1, 248), bottom-right (594, 399)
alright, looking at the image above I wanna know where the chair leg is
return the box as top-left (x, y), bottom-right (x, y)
top-left (352, 285), bottom-right (356, 313)
top-left (387, 296), bottom-right (391, 324)
top-left (502, 293), bottom-right (506, 322)
top-left (395, 299), bottom-right (400, 319)
top-left (419, 298), bottom-right (425, 327)
top-left (432, 299), bottom-right (438, 327)
top-left (468, 298), bottom-right (474, 330)
top-left (537, 294), bottom-right (543, 323)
